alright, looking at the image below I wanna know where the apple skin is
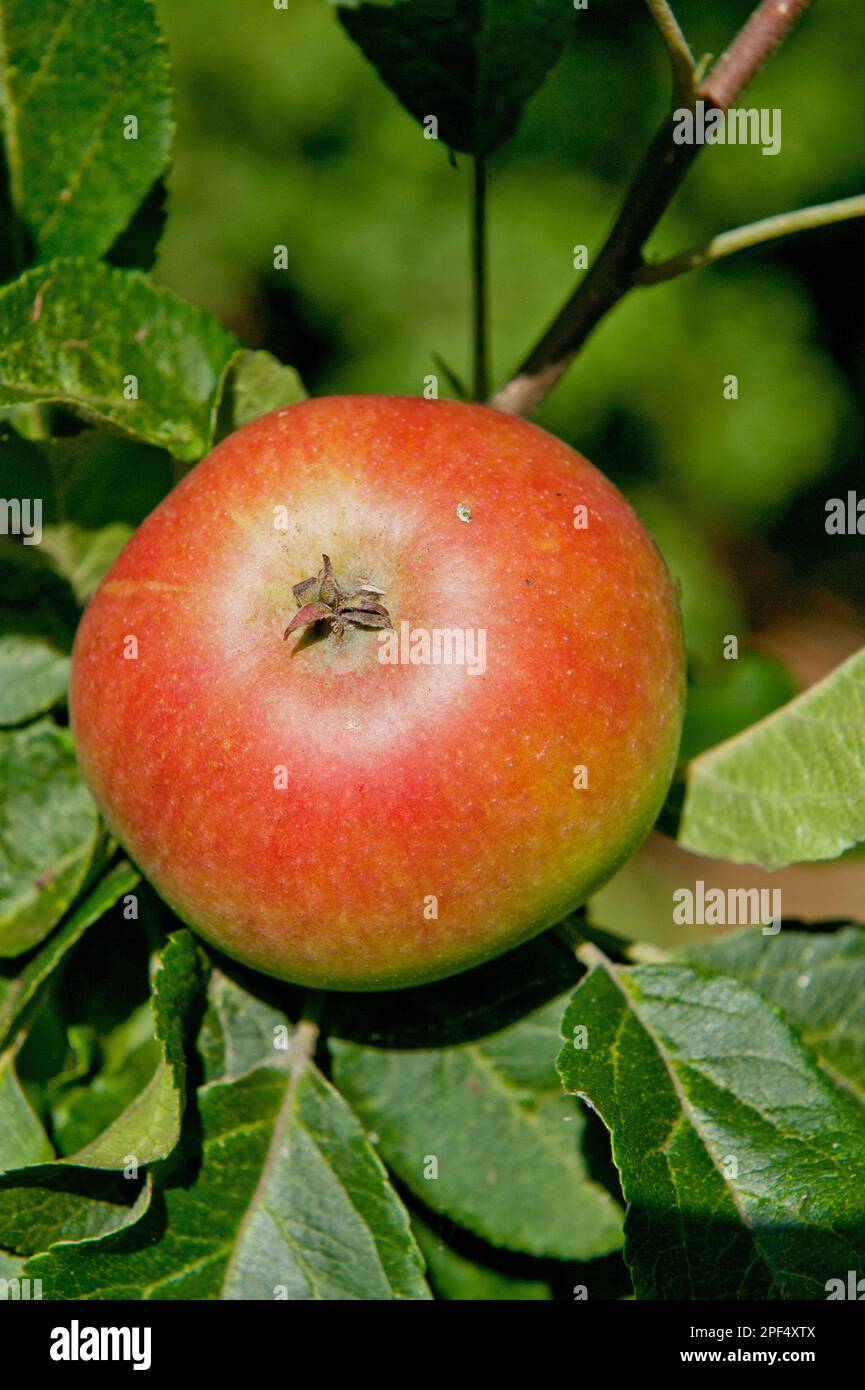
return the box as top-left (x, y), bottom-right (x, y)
top-left (70, 396), bottom-right (684, 990)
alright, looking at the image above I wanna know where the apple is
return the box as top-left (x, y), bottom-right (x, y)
top-left (70, 396), bottom-right (684, 989)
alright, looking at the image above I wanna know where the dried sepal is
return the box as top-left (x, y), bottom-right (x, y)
top-left (318, 553), bottom-right (339, 608)
top-left (292, 575), bottom-right (320, 606)
top-left (284, 602), bottom-right (333, 637)
top-left (343, 597), bottom-right (390, 616)
top-left (341, 609), bottom-right (393, 629)
top-left (284, 554), bottom-right (392, 642)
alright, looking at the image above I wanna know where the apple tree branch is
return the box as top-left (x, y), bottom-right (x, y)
top-left (492, 0), bottom-right (830, 417)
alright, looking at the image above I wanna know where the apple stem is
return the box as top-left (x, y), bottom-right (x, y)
top-left (555, 919), bottom-right (612, 973)
top-left (290, 995), bottom-right (324, 1079)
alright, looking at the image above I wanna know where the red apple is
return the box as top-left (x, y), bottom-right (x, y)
top-left (70, 396), bottom-right (684, 989)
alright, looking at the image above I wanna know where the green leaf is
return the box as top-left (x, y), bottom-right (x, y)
top-left (0, 860), bottom-right (140, 1048)
top-left (679, 926), bottom-right (865, 1104)
top-left (0, 1169), bottom-right (151, 1258)
top-left (330, 994), bottom-right (623, 1261)
top-left (215, 349), bottom-right (306, 439)
top-left (0, 260), bottom-right (237, 460)
top-left (0, 0), bottom-right (173, 261)
top-left (558, 957), bottom-right (865, 1299)
top-left (337, 0), bottom-right (571, 155)
top-left (412, 1217), bottom-right (552, 1300)
top-left (0, 634), bottom-right (69, 725)
top-left (0, 1049), bottom-right (52, 1173)
top-left (679, 646), bottom-right (865, 868)
top-left (28, 1060), bottom-right (431, 1299)
top-left (0, 719), bottom-right (99, 957)
top-left (217, 1062), bottom-right (431, 1300)
top-left (39, 521), bottom-right (132, 605)
top-left (64, 931), bottom-right (206, 1170)
top-left (197, 968), bottom-right (292, 1084)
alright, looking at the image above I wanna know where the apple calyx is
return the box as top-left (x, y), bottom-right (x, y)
top-left (283, 553), bottom-right (392, 641)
